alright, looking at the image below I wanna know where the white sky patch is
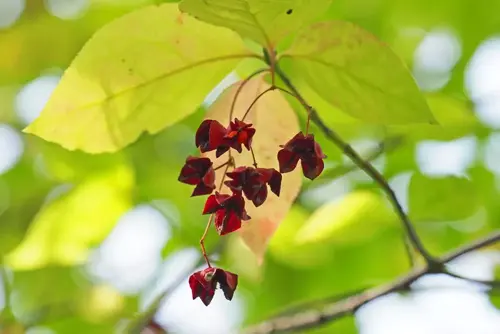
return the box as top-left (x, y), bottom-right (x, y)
top-left (140, 247), bottom-right (201, 311)
top-left (484, 133), bottom-right (500, 175)
top-left (88, 205), bottom-right (171, 294)
top-left (44, 0), bottom-right (89, 20)
top-left (465, 37), bottom-right (500, 128)
top-left (413, 28), bottom-right (462, 91)
top-left (465, 37), bottom-right (500, 101)
top-left (15, 75), bottom-right (60, 126)
top-left (474, 98), bottom-right (500, 129)
top-left (358, 252), bottom-right (500, 334)
top-left (416, 136), bottom-right (477, 176)
top-left (0, 0), bottom-right (25, 29)
top-left (0, 124), bottom-right (24, 175)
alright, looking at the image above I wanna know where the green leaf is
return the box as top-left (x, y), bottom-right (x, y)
top-left (280, 20), bottom-right (435, 124)
top-left (42, 318), bottom-right (115, 334)
top-left (267, 205), bottom-right (317, 268)
top-left (5, 164), bottom-right (133, 270)
top-left (24, 3), bottom-right (250, 153)
top-left (248, 228), bottom-right (408, 323)
top-left (387, 94), bottom-right (478, 141)
top-left (36, 140), bottom-right (128, 182)
top-left (179, 0), bottom-right (332, 47)
top-left (297, 190), bottom-right (398, 246)
top-left (11, 266), bottom-right (90, 324)
top-left (408, 172), bottom-right (481, 222)
top-left (269, 191), bottom-right (399, 269)
top-left (0, 158), bottom-right (53, 257)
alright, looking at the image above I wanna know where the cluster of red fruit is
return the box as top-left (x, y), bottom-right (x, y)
top-left (178, 116), bottom-right (326, 306)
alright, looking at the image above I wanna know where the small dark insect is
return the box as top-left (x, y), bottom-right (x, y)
top-left (286, 9), bottom-right (293, 14)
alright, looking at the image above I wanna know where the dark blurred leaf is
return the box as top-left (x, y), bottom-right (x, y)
top-left (42, 316), bottom-right (116, 334)
top-left (11, 266), bottom-right (90, 324)
top-left (36, 139), bottom-right (128, 182)
top-left (469, 165), bottom-right (500, 229)
top-left (0, 157), bottom-right (52, 256)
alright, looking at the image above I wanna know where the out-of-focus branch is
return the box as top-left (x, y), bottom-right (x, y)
top-left (271, 54), bottom-right (437, 266)
top-left (244, 231), bottom-right (500, 334)
top-left (253, 50), bottom-right (500, 333)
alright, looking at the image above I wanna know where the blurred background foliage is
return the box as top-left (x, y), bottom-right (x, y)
top-left (0, 0), bottom-right (500, 333)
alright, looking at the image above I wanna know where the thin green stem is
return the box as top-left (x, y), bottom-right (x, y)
top-left (250, 147), bottom-right (258, 168)
top-left (241, 87), bottom-right (275, 122)
top-left (214, 159), bottom-right (231, 171)
top-left (199, 215), bottom-right (214, 268)
top-left (229, 68), bottom-right (270, 121)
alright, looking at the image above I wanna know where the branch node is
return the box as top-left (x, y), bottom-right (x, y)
top-left (427, 259), bottom-right (445, 274)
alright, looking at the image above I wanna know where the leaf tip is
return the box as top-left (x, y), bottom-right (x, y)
top-left (22, 126), bottom-right (33, 135)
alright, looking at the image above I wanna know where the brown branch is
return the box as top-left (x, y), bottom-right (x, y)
top-left (243, 231), bottom-right (500, 334)
top-left (247, 51), bottom-right (500, 333)
top-left (444, 270), bottom-right (500, 288)
top-left (271, 56), bottom-right (437, 266)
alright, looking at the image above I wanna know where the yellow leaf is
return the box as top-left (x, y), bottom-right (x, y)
top-left (203, 76), bottom-right (302, 260)
top-left (24, 3), bottom-right (251, 153)
top-left (5, 164), bottom-right (133, 270)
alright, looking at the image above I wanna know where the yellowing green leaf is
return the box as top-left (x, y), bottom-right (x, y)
top-left (408, 172), bottom-right (481, 222)
top-left (388, 94), bottom-right (477, 141)
top-left (297, 190), bottom-right (398, 246)
top-left (268, 205), bottom-right (333, 268)
top-left (5, 164), bottom-right (133, 270)
top-left (250, 228), bottom-right (409, 320)
top-left (179, 0), bottom-right (331, 47)
top-left (203, 76), bottom-right (302, 260)
top-left (281, 20), bottom-right (434, 124)
top-left (24, 3), bottom-right (250, 153)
